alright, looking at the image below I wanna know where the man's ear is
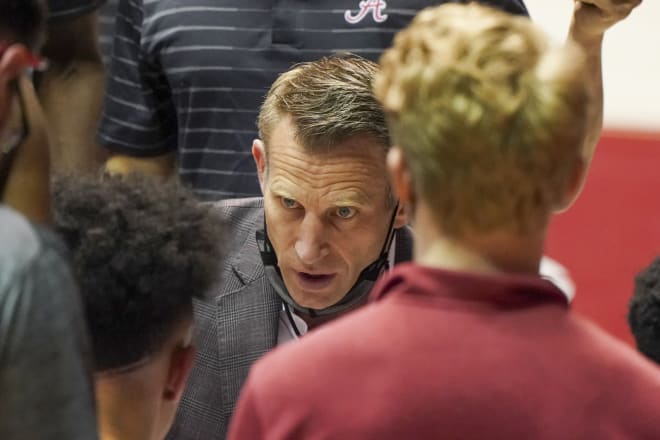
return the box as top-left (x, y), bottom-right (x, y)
top-left (252, 139), bottom-right (267, 194)
top-left (388, 146), bottom-right (411, 228)
top-left (554, 157), bottom-right (588, 213)
top-left (393, 203), bottom-right (409, 229)
top-left (163, 345), bottom-right (196, 402)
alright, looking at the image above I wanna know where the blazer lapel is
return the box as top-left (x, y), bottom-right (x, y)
top-left (215, 207), bottom-right (281, 434)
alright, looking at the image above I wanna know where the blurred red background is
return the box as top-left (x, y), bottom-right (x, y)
top-left (546, 130), bottom-right (660, 346)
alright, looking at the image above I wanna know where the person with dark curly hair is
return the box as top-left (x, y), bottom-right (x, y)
top-left (53, 174), bottom-right (224, 440)
top-left (628, 256), bottom-right (660, 364)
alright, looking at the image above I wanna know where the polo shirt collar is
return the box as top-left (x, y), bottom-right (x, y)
top-left (370, 262), bottom-right (569, 308)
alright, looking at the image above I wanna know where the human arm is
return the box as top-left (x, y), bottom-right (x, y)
top-left (39, 7), bottom-right (107, 174)
top-left (568, 0), bottom-right (642, 170)
top-left (105, 151), bottom-right (176, 178)
top-left (97, 0), bottom-right (178, 178)
top-left (2, 76), bottom-right (52, 223)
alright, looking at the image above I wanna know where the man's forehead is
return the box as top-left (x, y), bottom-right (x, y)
top-left (266, 139), bottom-right (388, 180)
top-left (267, 145), bottom-right (389, 206)
top-left (269, 176), bottom-right (375, 206)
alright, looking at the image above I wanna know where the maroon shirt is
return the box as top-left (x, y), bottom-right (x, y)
top-left (229, 263), bottom-right (660, 439)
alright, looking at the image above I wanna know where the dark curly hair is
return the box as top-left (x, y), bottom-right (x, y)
top-left (628, 256), bottom-right (660, 364)
top-left (53, 174), bottom-right (224, 372)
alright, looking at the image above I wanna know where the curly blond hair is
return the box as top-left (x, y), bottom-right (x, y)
top-left (374, 3), bottom-right (590, 236)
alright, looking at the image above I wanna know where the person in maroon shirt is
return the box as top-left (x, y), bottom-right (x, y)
top-left (227, 2), bottom-right (660, 439)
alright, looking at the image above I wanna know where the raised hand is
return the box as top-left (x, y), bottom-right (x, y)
top-left (571, 0), bottom-right (643, 43)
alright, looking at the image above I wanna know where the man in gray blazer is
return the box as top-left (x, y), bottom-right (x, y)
top-left (165, 0), bottom-right (637, 435)
top-left (166, 55), bottom-right (411, 439)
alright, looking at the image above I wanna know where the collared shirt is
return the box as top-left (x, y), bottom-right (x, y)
top-left (231, 263), bottom-right (660, 440)
top-left (540, 256), bottom-right (575, 302)
top-left (98, 0), bottom-right (529, 200)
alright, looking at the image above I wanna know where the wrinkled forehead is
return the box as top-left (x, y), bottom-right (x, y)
top-left (267, 126), bottom-right (388, 168)
top-left (266, 134), bottom-right (391, 207)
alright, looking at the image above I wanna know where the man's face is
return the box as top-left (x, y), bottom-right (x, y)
top-left (259, 116), bottom-right (400, 310)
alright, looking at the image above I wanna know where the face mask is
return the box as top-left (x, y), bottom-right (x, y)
top-left (256, 203), bottom-right (399, 317)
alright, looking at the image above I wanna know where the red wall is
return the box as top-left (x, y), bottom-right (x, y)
top-left (546, 131), bottom-right (660, 345)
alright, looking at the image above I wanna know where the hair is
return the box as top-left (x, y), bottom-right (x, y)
top-left (374, 3), bottom-right (590, 237)
top-left (258, 54), bottom-right (390, 154)
top-left (53, 174), bottom-right (224, 372)
top-left (0, 0), bottom-right (46, 50)
top-left (629, 256), bottom-right (660, 364)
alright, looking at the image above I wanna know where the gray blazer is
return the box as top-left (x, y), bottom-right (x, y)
top-left (166, 197), bottom-right (413, 439)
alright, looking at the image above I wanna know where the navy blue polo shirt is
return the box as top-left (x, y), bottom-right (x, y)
top-left (98, 0), bottom-right (528, 200)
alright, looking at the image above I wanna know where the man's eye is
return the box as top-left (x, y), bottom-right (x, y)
top-left (336, 206), bottom-right (356, 219)
top-left (280, 197), bottom-right (300, 209)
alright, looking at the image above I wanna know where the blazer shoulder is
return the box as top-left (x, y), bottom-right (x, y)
top-left (210, 197), bottom-right (263, 217)
top-left (204, 198), bottom-right (265, 291)
top-left (206, 197), bottom-right (263, 241)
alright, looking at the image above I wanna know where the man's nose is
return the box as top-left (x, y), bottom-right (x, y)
top-left (294, 214), bottom-right (329, 265)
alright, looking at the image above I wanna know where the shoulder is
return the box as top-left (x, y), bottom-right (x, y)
top-left (212, 195), bottom-right (264, 209)
top-left (208, 197), bottom-right (264, 229)
top-left (0, 207), bottom-right (42, 272)
top-left (0, 206), bottom-right (75, 298)
top-left (202, 197), bottom-right (265, 288)
top-left (0, 207), bottom-right (84, 356)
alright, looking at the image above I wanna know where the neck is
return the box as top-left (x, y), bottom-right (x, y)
top-left (413, 205), bottom-right (547, 276)
top-left (96, 370), bottom-right (163, 440)
top-left (300, 294), bottom-right (368, 330)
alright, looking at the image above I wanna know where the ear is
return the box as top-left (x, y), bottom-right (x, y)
top-left (392, 203), bottom-right (408, 228)
top-left (162, 345), bottom-right (196, 402)
top-left (252, 139), bottom-right (267, 194)
top-left (554, 157), bottom-right (588, 213)
top-left (388, 146), bottom-right (412, 228)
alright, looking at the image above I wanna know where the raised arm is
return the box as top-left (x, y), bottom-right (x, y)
top-left (39, 9), bottom-right (107, 174)
top-left (2, 75), bottom-right (52, 223)
top-left (569, 0), bottom-right (642, 166)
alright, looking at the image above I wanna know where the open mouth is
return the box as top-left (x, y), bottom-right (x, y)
top-left (296, 272), bottom-right (336, 289)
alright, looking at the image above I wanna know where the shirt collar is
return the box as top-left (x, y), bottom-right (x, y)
top-left (370, 263), bottom-right (569, 309)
